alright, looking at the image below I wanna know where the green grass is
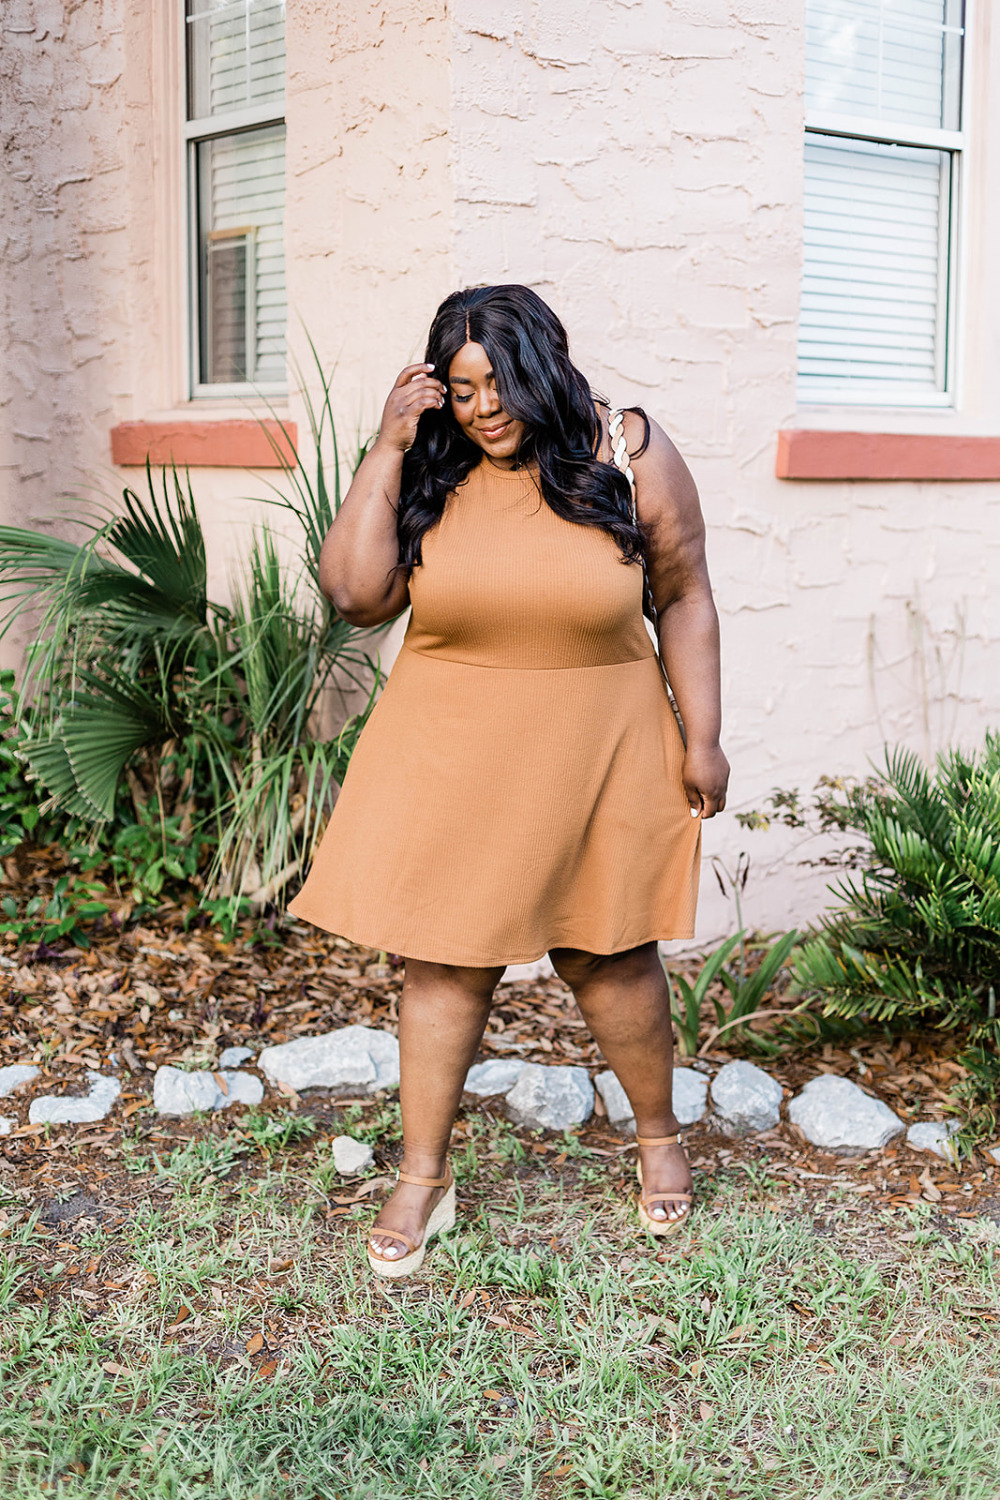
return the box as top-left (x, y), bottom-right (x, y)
top-left (2, 1122), bottom-right (999, 1498)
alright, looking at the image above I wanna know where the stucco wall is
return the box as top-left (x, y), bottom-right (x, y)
top-left (0, 0), bottom-right (130, 532)
top-left (448, 0), bottom-right (1000, 938)
top-left (285, 2), bottom-right (453, 433)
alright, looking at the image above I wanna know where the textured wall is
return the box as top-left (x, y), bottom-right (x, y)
top-left (449, 0), bottom-right (1000, 936)
top-left (0, 0), bottom-right (131, 530)
top-left (285, 1), bottom-right (453, 437)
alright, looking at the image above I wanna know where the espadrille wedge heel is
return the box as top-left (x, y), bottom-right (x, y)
top-left (635, 1133), bottom-right (693, 1237)
top-left (367, 1163), bottom-right (457, 1279)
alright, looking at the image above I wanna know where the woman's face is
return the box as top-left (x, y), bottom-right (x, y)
top-left (446, 341), bottom-right (526, 467)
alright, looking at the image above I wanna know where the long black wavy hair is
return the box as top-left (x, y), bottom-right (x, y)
top-left (397, 284), bottom-right (649, 570)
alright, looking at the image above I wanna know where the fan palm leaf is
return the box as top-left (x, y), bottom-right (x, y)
top-left (23, 671), bottom-right (170, 820)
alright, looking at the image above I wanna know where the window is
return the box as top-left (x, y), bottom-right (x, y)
top-left (185, 1), bottom-right (287, 395)
top-left (797, 1), bottom-right (966, 404)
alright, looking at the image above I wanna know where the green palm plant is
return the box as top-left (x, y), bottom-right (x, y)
top-left (0, 368), bottom-right (381, 915)
top-left (792, 736), bottom-right (1000, 1044)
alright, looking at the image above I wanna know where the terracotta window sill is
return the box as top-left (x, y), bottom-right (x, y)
top-left (111, 419), bottom-right (297, 469)
top-left (776, 429), bottom-right (1000, 481)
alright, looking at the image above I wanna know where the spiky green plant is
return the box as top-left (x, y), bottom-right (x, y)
top-left (0, 357), bottom-right (381, 915)
top-left (792, 736), bottom-right (1000, 1045)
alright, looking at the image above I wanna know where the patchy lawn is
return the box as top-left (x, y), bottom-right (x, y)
top-left (2, 1120), bottom-right (999, 1499)
top-left (2, 916), bottom-right (999, 1497)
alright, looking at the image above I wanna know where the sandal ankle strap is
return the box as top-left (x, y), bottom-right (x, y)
top-left (635, 1133), bottom-right (682, 1147)
top-left (397, 1162), bottom-right (451, 1189)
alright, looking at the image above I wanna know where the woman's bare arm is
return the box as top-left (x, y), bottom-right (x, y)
top-left (318, 363), bottom-right (446, 626)
top-left (626, 411), bottom-right (730, 818)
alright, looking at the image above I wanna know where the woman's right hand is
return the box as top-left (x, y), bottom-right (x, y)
top-left (377, 363), bottom-right (447, 453)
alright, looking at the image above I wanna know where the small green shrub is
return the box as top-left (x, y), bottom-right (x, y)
top-left (0, 871), bottom-right (111, 950)
top-left (665, 930), bottom-right (801, 1057)
top-left (792, 736), bottom-right (1000, 1046)
top-left (0, 669), bottom-right (53, 857)
top-left (665, 934), bottom-right (741, 1057)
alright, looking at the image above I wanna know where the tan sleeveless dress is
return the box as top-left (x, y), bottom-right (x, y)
top-left (288, 457), bottom-right (701, 965)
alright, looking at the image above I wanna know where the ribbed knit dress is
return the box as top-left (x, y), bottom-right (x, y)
top-left (287, 456), bottom-right (701, 965)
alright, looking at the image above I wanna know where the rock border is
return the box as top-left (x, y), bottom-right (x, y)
top-left (0, 1024), bottom-right (967, 1164)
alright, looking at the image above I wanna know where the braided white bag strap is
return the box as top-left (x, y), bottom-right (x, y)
top-left (608, 407), bottom-right (686, 738)
top-left (609, 407), bottom-right (653, 618)
top-left (608, 407), bottom-right (636, 516)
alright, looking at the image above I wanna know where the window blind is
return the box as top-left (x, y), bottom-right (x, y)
top-left (798, 136), bottom-right (948, 393)
top-left (187, 1), bottom-right (286, 391)
top-left (188, 0), bottom-right (285, 120)
top-left (805, 0), bottom-right (963, 131)
top-left (798, 0), bottom-right (963, 400)
top-left (198, 125), bottom-right (286, 385)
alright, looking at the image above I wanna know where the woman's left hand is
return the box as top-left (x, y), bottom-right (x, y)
top-left (682, 742), bottom-right (730, 819)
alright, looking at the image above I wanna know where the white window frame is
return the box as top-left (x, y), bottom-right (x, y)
top-left (798, 2), bottom-right (969, 409)
top-left (184, 4), bottom-right (287, 400)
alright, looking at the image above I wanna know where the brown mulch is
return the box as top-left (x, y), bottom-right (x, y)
top-left (1, 906), bottom-right (997, 1268)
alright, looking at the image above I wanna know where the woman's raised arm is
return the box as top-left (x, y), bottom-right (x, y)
top-left (627, 412), bottom-right (730, 819)
top-left (319, 363), bottom-right (446, 626)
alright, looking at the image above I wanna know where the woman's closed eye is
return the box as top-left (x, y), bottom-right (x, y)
top-left (450, 391), bottom-right (474, 404)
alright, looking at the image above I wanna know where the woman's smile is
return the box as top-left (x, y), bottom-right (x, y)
top-left (447, 340), bottom-right (526, 466)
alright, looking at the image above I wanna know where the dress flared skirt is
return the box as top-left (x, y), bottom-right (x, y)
top-left (288, 644), bottom-right (701, 966)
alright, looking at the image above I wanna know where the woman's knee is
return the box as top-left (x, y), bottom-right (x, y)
top-left (549, 942), bottom-right (659, 992)
top-left (402, 957), bottom-right (505, 1003)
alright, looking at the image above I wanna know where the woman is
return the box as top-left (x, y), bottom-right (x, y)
top-left (289, 284), bottom-right (729, 1276)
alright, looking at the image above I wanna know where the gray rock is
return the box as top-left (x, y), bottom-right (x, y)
top-left (505, 1063), bottom-right (594, 1132)
top-left (154, 1067), bottom-right (219, 1115)
top-left (596, 1070), bottom-right (634, 1128)
top-left (789, 1074), bottom-right (904, 1153)
top-left (907, 1120), bottom-right (961, 1163)
top-left (673, 1068), bottom-right (710, 1126)
top-left (152, 1066), bottom-right (264, 1116)
top-left (597, 1066), bottom-right (709, 1134)
top-left (0, 1064), bottom-right (39, 1098)
top-left (0, 1116), bottom-right (14, 1136)
top-left (258, 1026), bottom-right (400, 1095)
top-left (711, 1060), bottom-right (782, 1135)
top-left (218, 1046), bottom-right (255, 1070)
top-left (222, 1072), bottom-right (265, 1108)
top-left (464, 1059), bottom-right (526, 1096)
top-left (987, 1145), bottom-right (1000, 1166)
top-left (29, 1072), bottom-right (121, 1126)
top-left (332, 1135), bottom-right (374, 1175)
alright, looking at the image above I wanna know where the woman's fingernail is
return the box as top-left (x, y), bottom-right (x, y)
top-left (690, 807), bottom-right (700, 818)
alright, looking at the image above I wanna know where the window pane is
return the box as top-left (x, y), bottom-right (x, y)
top-left (188, 0), bottom-right (285, 120)
top-left (797, 135), bottom-right (950, 394)
top-left (197, 124), bottom-right (286, 386)
top-left (805, 0), bottom-right (964, 132)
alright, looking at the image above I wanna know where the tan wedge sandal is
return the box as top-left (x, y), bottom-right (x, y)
top-left (366, 1162), bottom-right (457, 1279)
top-left (635, 1133), bottom-right (693, 1237)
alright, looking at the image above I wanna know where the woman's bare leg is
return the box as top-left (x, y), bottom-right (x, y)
top-left (369, 957), bottom-right (505, 1260)
top-left (549, 941), bottom-right (691, 1222)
